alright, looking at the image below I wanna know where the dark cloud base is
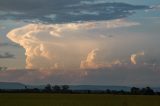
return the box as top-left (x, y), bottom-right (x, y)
top-left (0, 65), bottom-right (160, 86)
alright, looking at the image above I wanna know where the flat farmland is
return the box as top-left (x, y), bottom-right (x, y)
top-left (0, 94), bottom-right (160, 106)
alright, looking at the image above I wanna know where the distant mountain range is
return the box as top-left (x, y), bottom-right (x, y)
top-left (0, 82), bottom-right (160, 92)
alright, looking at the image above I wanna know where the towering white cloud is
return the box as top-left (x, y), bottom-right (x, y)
top-left (80, 49), bottom-right (99, 69)
top-left (131, 52), bottom-right (144, 64)
top-left (7, 19), bottom-right (140, 71)
top-left (80, 49), bottom-right (122, 69)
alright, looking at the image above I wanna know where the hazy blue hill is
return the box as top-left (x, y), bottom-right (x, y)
top-left (152, 87), bottom-right (160, 92)
top-left (0, 82), bottom-right (26, 89)
top-left (0, 82), bottom-right (131, 91)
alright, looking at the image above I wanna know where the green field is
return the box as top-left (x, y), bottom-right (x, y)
top-left (0, 93), bottom-right (160, 106)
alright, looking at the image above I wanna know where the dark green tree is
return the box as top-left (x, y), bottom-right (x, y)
top-left (131, 87), bottom-right (140, 94)
top-left (53, 85), bottom-right (61, 92)
top-left (141, 87), bottom-right (154, 95)
top-left (62, 85), bottom-right (69, 92)
top-left (44, 84), bottom-right (52, 92)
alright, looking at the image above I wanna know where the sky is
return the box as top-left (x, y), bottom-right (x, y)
top-left (0, 0), bottom-right (160, 86)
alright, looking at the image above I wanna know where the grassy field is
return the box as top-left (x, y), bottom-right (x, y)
top-left (0, 93), bottom-right (160, 106)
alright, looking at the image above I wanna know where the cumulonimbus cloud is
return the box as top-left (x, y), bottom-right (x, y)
top-left (7, 19), bottom-right (139, 71)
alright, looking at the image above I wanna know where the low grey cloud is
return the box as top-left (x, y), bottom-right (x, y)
top-left (0, 25), bottom-right (5, 29)
top-left (0, 0), bottom-right (149, 23)
top-left (0, 67), bottom-right (7, 71)
top-left (0, 42), bottom-right (20, 47)
top-left (0, 52), bottom-right (15, 59)
top-left (81, 64), bottom-right (160, 86)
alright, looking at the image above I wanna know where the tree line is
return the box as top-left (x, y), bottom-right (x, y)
top-left (0, 84), bottom-right (160, 95)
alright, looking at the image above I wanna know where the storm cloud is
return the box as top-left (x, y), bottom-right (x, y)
top-left (7, 19), bottom-right (140, 70)
top-left (1, 0), bottom-right (160, 86)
